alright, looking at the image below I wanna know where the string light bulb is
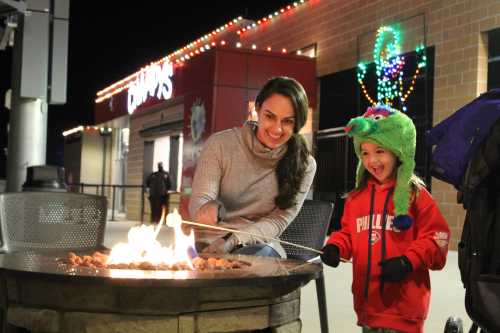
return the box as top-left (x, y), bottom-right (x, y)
top-left (236, 0), bottom-right (311, 35)
top-left (96, 1), bottom-right (313, 103)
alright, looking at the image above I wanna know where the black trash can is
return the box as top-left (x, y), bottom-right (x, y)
top-left (22, 165), bottom-right (67, 192)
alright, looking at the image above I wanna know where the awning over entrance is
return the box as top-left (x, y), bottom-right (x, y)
top-left (139, 120), bottom-right (184, 138)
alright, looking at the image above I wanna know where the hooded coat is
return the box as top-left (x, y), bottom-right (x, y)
top-left (326, 177), bottom-right (449, 333)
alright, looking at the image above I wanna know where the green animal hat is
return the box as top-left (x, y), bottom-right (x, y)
top-left (345, 105), bottom-right (416, 230)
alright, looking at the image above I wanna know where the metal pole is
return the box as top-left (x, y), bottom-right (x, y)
top-left (140, 185), bottom-right (145, 224)
top-left (101, 136), bottom-right (107, 196)
top-left (5, 0), bottom-right (69, 191)
top-left (6, 97), bottom-right (48, 191)
top-left (111, 185), bottom-right (116, 221)
top-left (6, 19), bottom-right (48, 192)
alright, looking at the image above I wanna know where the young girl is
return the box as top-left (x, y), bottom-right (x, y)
top-left (321, 105), bottom-right (450, 333)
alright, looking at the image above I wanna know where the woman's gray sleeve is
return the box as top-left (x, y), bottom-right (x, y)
top-left (188, 137), bottom-right (223, 219)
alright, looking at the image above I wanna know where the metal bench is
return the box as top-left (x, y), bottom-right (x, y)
top-left (0, 192), bottom-right (107, 252)
top-left (280, 199), bottom-right (334, 333)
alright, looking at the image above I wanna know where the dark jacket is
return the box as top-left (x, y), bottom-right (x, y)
top-left (459, 118), bottom-right (500, 333)
top-left (146, 170), bottom-right (171, 198)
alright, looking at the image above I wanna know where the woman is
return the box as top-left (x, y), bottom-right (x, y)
top-left (188, 76), bottom-right (316, 257)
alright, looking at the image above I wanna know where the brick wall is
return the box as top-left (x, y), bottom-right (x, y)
top-left (239, 0), bottom-right (500, 249)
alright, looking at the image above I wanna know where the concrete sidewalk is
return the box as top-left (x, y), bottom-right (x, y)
top-left (104, 221), bottom-right (472, 333)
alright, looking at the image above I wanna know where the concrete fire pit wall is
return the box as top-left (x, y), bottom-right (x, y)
top-left (1, 274), bottom-right (304, 333)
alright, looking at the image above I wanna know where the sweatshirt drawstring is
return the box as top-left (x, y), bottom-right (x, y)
top-left (380, 187), bottom-right (394, 296)
top-left (363, 185), bottom-right (394, 299)
top-left (364, 185), bottom-right (376, 299)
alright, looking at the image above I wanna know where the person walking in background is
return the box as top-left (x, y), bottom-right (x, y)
top-left (321, 105), bottom-right (450, 333)
top-left (188, 76), bottom-right (316, 257)
top-left (146, 162), bottom-right (171, 223)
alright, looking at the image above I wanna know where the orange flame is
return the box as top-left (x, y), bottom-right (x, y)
top-left (107, 207), bottom-right (196, 269)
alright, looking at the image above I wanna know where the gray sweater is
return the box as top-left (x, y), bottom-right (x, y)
top-left (188, 122), bottom-right (317, 257)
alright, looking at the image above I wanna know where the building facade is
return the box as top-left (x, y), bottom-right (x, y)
top-left (66, 0), bottom-right (500, 248)
top-left (233, 0), bottom-right (500, 249)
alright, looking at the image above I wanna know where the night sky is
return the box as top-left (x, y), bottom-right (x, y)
top-left (0, 0), bottom-right (292, 174)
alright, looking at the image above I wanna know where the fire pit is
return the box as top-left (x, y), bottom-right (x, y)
top-left (0, 251), bottom-right (321, 333)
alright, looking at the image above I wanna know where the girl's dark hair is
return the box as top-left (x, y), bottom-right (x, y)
top-left (255, 76), bottom-right (311, 209)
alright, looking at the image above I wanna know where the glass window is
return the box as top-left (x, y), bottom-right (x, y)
top-left (488, 28), bottom-right (500, 90)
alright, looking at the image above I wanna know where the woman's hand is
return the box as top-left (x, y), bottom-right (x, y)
top-left (201, 238), bottom-right (227, 254)
top-left (201, 235), bottom-right (238, 254)
top-left (194, 201), bottom-right (220, 226)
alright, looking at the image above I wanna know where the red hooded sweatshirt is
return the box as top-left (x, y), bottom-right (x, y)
top-left (326, 178), bottom-right (450, 333)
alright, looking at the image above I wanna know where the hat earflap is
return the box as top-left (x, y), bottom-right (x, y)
top-left (392, 159), bottom-right (415, 230)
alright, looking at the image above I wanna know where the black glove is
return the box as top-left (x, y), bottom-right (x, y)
top-left (320, 244), bottom-right (340, 268)
top-left (379, 256), bottom-right (413, 282)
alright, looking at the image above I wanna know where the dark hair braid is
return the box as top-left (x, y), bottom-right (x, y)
top-left (275, 133), bottom-right (310, 209)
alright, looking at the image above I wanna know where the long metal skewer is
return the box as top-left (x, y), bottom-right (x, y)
top-left (180, 219), bottom-right (325, 255)
top-left (154, 209), bottom-right (166, 237)
top-left (159, 207), bottom-right (349, 262)
top-left (179, 219), bottom-right (351, 263)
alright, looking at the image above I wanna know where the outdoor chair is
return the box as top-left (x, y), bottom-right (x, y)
top-left (0, 192), bottom-right (107, 252)
top-left (280, 199), bottom-right (334, 333)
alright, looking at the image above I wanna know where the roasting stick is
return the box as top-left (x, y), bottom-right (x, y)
top-left (179, 218), bottom-right (350, 263)
top-left (154, 209), bottom-right (167, 237)
top-left (159, 207), bottom-right (350, 262)
top-left (180, 219), bottom-right (323, 254)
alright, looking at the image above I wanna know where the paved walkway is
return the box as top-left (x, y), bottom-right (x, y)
top-left (104, 221), bottom-right (471, 333)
